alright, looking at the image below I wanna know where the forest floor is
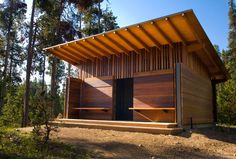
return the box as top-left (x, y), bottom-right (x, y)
top-left (27, 125), bottom-right (236, 159)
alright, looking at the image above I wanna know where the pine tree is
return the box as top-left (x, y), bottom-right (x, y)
top-left (217, 0), bottom-right (236, 125)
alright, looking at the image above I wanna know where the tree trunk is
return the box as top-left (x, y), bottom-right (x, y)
top-left (42, 55), bottom-right (46, 91)
top-left (98, 1), bottom-right (101, 33)
top-left (50, 0), bottom-right (64, 117)
top-left (22, 0), bottom-right (36, 127)
top-left (0, 0), bottom-right (14, 110)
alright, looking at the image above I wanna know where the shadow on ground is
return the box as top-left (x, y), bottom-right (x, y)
top-left (61, 138), bottom-right (225, 159)
top-left (180, 126), bottom-right (236, 145)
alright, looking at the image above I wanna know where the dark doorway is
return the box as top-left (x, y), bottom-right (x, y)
top-left (114, 78), bottom-right (133, 121)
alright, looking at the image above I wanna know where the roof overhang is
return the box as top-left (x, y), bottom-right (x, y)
top-left (43, 9), bottom-right (228, 81)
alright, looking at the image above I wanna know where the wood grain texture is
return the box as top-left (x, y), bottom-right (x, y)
top-left (79, 76), bottom-right (114, 120)
top-left (78, 43), bottom-right (183, 79)
top-left (181, 64), bottom-right (213, 125)
top-left (65, 77), bottom-right (82, 119)
top-left (132, 71), bottom-right (175, 122)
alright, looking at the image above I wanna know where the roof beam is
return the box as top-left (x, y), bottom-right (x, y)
top-left (85, 38), bottom-right (113, 56)
top-left (182, 13), bottom-right (219, 69)
top-left (125, 28), bottom-right (150, 51)
top-left (62, 45), bottom-right (94, 60)
top-left (165, 17), bottom-right (187, 46)
top-left (137, 25), bottom-right (161, 49)
top-left (114, 31), bottom-right (140, 54)
top-left (103, 34), bottom-right (130, 55)
top-left (151, 21), bottom-right (174, 48)
top-left (49, 49), bottom-right (78, 65)
top-left (58, 47), bottom-right (87, 62)
top-left (94, 37), bottom-right (120, 56)
top-left (69, 43), bottom-right (100, 59)
top-left (181, 13), bottom-right (202, 44)
top-left (186, 43), bottom-right (203, 52)
top-left (79, 40), bottom-right (106, 57)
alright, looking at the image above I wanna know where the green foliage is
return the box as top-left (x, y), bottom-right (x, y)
top-left (217, 0), bottom-right (236, 125)
top-left (0, 85), bottom-right (25, 127)
top-left (217, 80), bottom-right (236, 125)
top-left (0, 127), bottom-right (91, 159)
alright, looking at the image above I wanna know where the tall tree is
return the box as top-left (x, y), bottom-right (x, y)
top-left (0, 0), bottom-right (26, 111)
top-left (22, 0), bottom-right (36, 127)
top-left (217, 0), bottom-right (236, 125)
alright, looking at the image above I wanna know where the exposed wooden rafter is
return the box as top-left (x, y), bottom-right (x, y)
top-left (58, 47), bottom-right (87, 62)
top-left (137, 25), bottom-right (161, 49)
top-left (165, 17), bottom-right (187, 45)
top-left (79, 41), bottom-right (106, 57)
top-left (85, 39), bottom-right (113, 56)
top-left (64, 44), bottom-right (96, 60)
top-left (103, 34), bottom-right (130, 55)
top-left (69, 43), bottom-right (100, 59)
top-left (94, 36), bottom-right (120, 56)
top-left (114, 31), bottom-right (140, 54)
top-left (186, 43), bottom-right (203, 52)
top-left (49, 48), bottom-right (78, 65)
top-left (61, 45), bottom-right (91, 60)
top-left (151, 21), bottom-right (174, 48)
top-left (125, 28), bottom-right (150, 51)
top-left (182, 14), bottom-right (219, 70)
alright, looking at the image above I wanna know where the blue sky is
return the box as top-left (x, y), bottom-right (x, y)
top-left (1, 0), bottom-right (229, 51)
top-left (109, 0), bottom-right (229, 51)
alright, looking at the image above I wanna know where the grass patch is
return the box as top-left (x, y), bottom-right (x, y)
top-left (0, 126), bottom-right (91, 159)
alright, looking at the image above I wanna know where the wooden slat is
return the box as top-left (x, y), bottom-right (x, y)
top-left (85, 39), bottom-right (113, 56)
top-left (129, 108), bottom-right (175, 110)
top-left (49, 49), bottom-right (78, 65)
top-left (78, 41), bottom-right (106, 56)
top-left (166, 18), bottom-right (187, 45)
top-left (94, 37), bottom-right (120, 56)
top-left (125, 28), bottom-right (150, 51)
top-left (138, 25), bottom-right (161, 49)
top-left (103, 34), bottom-right (130, 55)
top-left (114, 31), bottom-right (140, 54)
top-left (151, 21), bottom-right (174, 47)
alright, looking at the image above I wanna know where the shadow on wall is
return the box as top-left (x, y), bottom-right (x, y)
top-left (79, 72), bottom-right (175, 122)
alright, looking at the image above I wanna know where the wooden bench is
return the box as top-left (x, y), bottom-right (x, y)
top-left (72, 107), bottom-right (111, 112)
top-left (129, 107), bottom-right (175, 113)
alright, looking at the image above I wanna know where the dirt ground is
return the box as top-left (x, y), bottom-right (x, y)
top-left (47, 126), bottom-right (236, 159)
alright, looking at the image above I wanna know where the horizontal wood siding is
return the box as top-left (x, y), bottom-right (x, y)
top-left (79, 77), bottom-right (113, 120)
top-left (78, 43), bottom-right (182, 79)
top-left (181, 64), bottom-right (213, 125)
top-left (133, 70), bottom-right (175, 122)
top-left (67, 78), bottom-right (82, 119)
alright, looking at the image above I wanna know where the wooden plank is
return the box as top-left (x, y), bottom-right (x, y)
top-left (151, 21), bottom-right (174, 47)
top-left (114, 31), bottom-right (140, 54)
top-left (137, 25), bottom-right (161, 49)
top-left (129, 108), bottom-right (175, 110)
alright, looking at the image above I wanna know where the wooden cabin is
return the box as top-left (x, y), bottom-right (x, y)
top-left (44, 10), bottom-right (228, 131)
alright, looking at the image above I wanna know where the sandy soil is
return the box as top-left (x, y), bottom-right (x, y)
top-left (48, 126), bottom-right (236, 159)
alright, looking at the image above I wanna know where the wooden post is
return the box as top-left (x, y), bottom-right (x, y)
top-left (176, 63), bottom-right (182, 127)
top-left (64, 77), bottom-right (70, 119)
top-left (212, 80), bottom-right (217, 123)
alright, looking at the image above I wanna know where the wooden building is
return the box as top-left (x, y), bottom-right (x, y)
top-left (44, 10), bottom-right (228, 132)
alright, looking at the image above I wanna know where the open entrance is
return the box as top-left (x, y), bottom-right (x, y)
top-left (114, 78), bottom-right (133, 121)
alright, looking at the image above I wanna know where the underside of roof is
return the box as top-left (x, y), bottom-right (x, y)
top-left (43, 9), bottom-right (228, 81)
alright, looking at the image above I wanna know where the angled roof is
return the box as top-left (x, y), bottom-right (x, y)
top-left (43, 9), bottom-right (228, 81)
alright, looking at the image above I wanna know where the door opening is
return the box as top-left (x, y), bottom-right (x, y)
top-left (114, 78), bottom-right (133, 121)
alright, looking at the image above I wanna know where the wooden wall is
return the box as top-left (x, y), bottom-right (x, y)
top-left (185, 51), bottom-right (210, 78)
top-left (79, 76), bottom-right (113, 120)
top-left (78, 43), bottom-right (183, 79)
top-left (64, 77), bottom-right (82, 119)
top-left (181, 64), bottom-right (213, 125)
top-left (133, 70), bottom-right (175, 122)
